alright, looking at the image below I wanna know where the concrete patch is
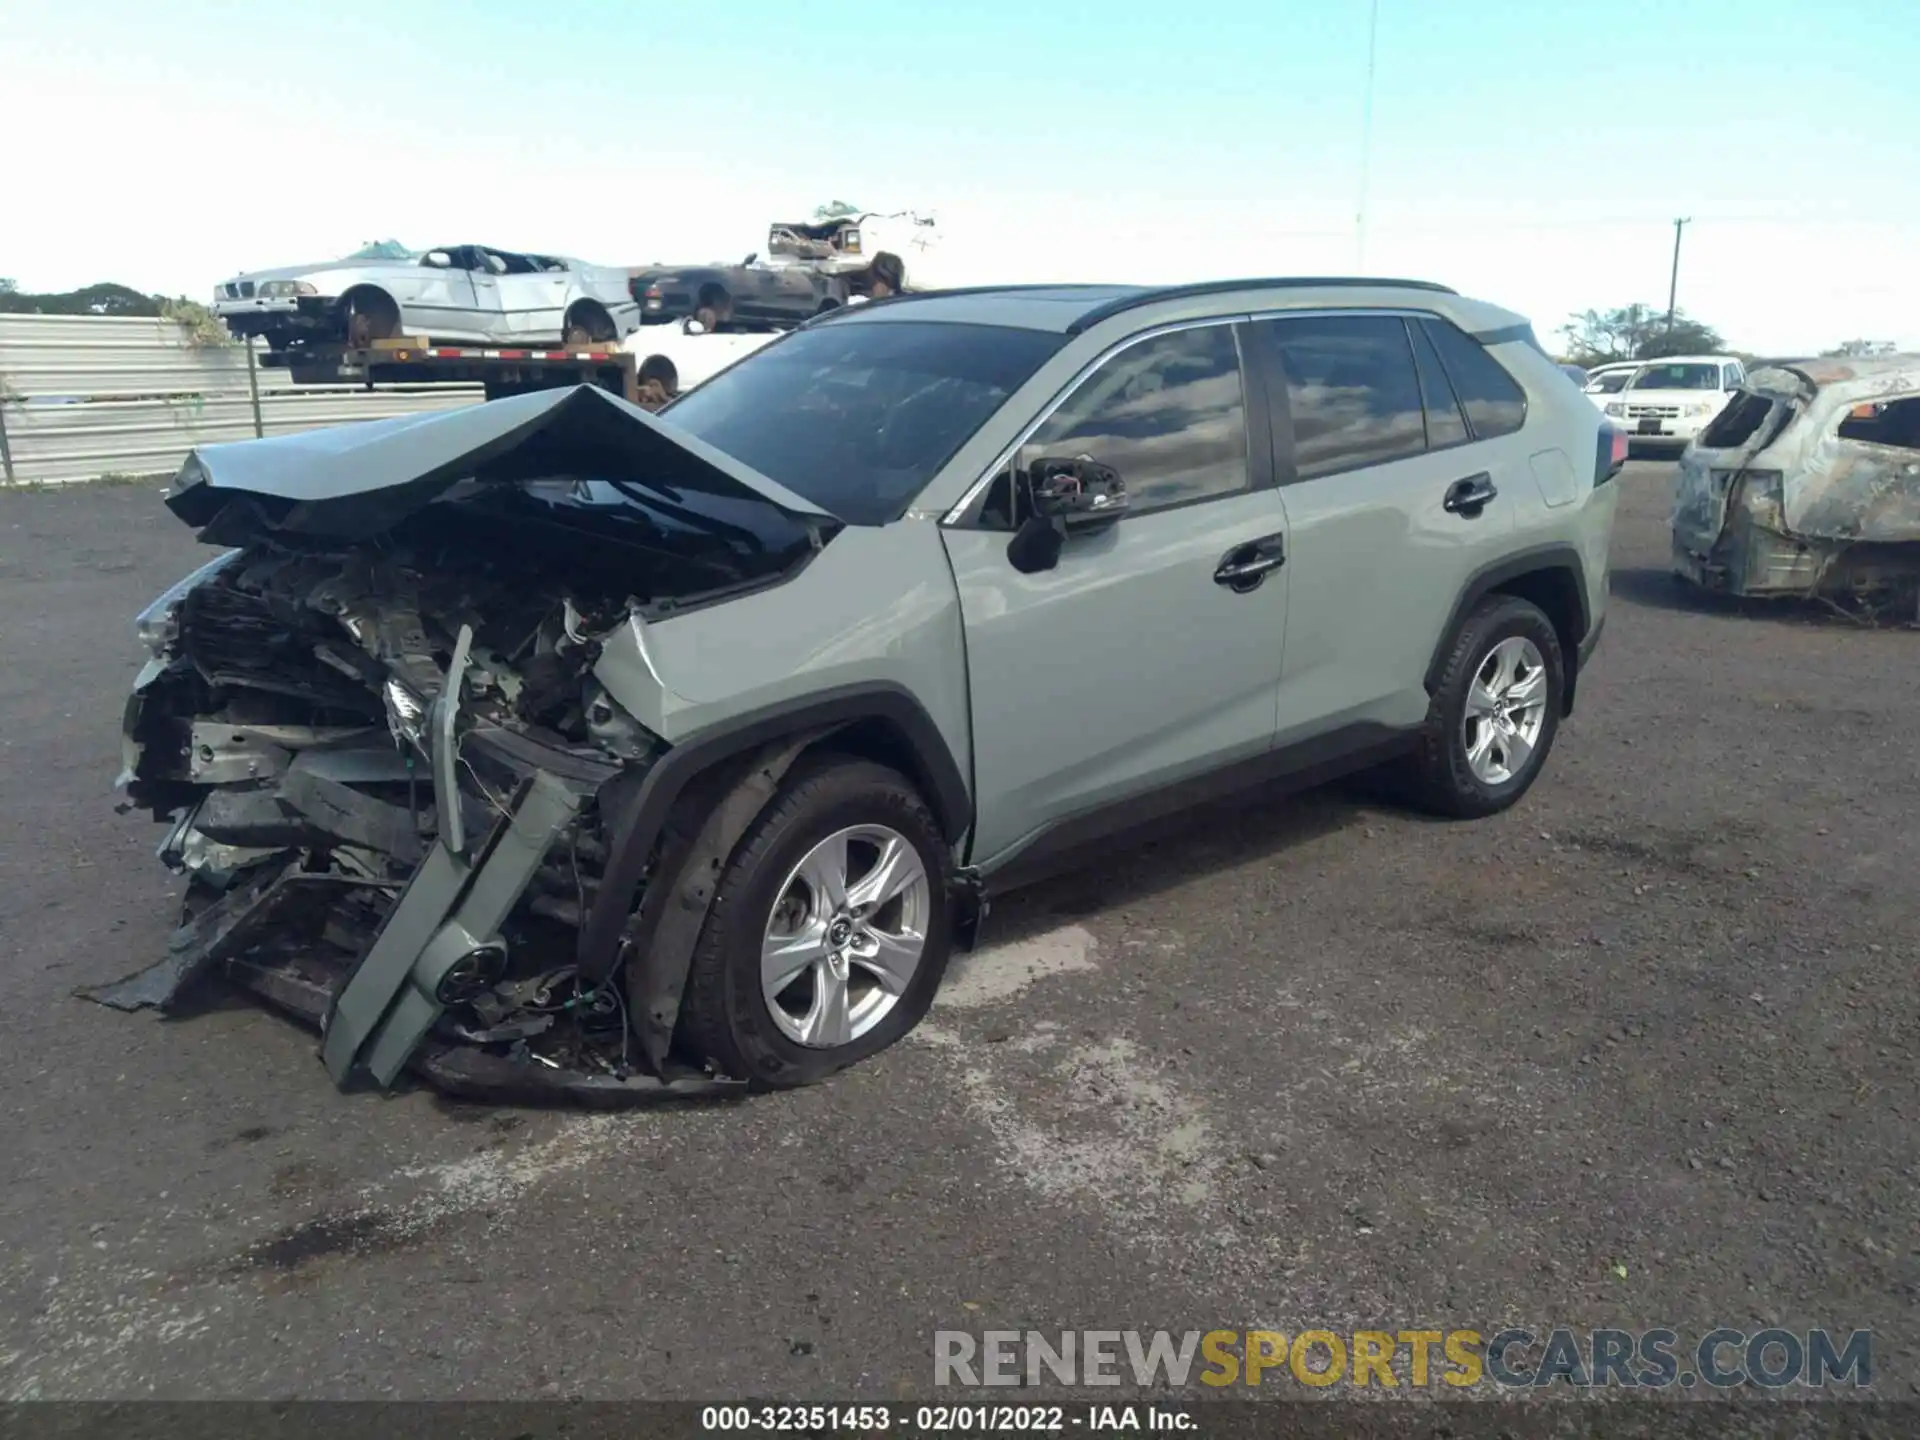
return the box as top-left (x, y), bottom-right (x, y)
top-left (935, 925), bottom-right (1099, 1010)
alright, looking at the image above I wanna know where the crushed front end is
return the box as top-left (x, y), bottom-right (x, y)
top-left (96, 386), bottom-right (837, 1104)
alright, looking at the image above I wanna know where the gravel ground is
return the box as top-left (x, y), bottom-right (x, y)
top-left (0, 464), bottom-right (1914, 1404)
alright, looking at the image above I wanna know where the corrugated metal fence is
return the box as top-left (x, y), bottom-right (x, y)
top-left (0, 314), bottom-right (482, 485)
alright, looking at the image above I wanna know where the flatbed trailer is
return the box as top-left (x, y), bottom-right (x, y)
top-left (259, 337), bottom-right (639, 404)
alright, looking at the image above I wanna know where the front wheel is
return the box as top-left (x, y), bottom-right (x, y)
top-left (674, 757), bottom-right (953, 1088)
top-left (1397, 594), bottom-right (1566, 818)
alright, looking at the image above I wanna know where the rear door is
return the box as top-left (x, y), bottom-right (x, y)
top-left (940, 319), bottom-right (1292, 866)
top-left (1246, 312), bottom-right (1525, 741)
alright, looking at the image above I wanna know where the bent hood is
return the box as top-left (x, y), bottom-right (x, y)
top-left (165, 383), bottom-right (836, 543)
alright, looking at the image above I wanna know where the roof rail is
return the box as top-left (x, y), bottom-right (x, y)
top-left (1064, 276), bottom-right (1459, 334)
top-left (801, 283), bottom-right (1120, 328)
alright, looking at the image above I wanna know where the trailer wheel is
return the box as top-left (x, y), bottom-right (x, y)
top-left (342, 290), bottom-right (400, 348)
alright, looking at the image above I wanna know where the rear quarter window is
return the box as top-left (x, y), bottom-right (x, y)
top-left (1698, 391), bottom-right (1777, 449)
top-left (1420, 319), bottom-right (1527, 439)
top-left (1838, 395), bottom-right (1920, 450)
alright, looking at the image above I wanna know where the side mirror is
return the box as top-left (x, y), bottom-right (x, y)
top-left (744, 252), bottom-right (759, 266)
top-left (424, 250), bottom-right (453, 268)
top-left (1029, 456), bottom-right (1128, 533)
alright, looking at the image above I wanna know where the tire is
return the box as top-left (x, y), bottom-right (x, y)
top-left (562, 304), bottom-right (613, 348)
top-left (342, 290), bottom-right (399, 348)
top-left (1397, 594), bottom-right (1566, 819)
top-left (675, 756), bottom-right (953, 1088)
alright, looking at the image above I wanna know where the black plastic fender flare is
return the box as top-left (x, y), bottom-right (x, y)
top-left (1423, 544), bottom-right (1593, 714)
top-left (577, 684), bottom-right (973, 1064)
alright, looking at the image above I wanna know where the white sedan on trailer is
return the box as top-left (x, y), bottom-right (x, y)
top-left (213, 242), bottom-right (641, 357)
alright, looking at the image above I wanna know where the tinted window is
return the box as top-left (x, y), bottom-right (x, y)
top-left (1422, 319), bottom-right (1527, 439)
top-left (1626, 362), bottom-right (1722, 392)
top-left (662, 320), bottom-right (1065, 524)
top-left (1594, 370), bottom-right (1635, 394)
top-left (1410, 321), bottom-right (1470, 449)
top-left (1019, 323), bottom-right (1248, 514)
top-left (1259, 315), bottom-right (1425, 479)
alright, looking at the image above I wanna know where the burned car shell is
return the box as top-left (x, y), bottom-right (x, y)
top-left (1673, 355), bottom-right (1920, 599)
top-left (106, 385), bottom-right (973, 1102)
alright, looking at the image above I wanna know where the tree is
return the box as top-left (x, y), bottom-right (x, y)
top-left (0, 282), bottom-right (161, 317)
top-left (0, 278), bottom-right (15, 295)
top-left (1559, 304), bottom-right (1728, 366)
top-left (1821, 338), bottom-right (1896, 358)
top-left (812, 200), bottom-right (861, 221)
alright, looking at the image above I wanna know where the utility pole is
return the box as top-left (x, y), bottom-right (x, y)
top-left (1355, 0), bottom-right (1379, 272)
top-left (1663, 216), bottom-right (1691, 338)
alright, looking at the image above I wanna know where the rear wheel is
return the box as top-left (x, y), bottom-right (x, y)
top-left (675, 757), bottom-right (952, 1088)
top-left (1395, 594), bottom-right (1565, 818)
top-left (562, 304), bottom-right (614, 348)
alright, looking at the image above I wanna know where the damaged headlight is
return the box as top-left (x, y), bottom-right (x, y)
top-left (133, 550), bottom-right (242, 659)
top-left (384, 677), bottom-right (429, 751)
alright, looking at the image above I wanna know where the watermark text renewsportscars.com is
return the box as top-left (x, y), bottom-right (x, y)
top-left (933, 1328), bottom-right (1874, 1391)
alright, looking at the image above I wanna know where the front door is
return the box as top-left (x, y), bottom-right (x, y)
top-left (939, 320), bottom-right (1292, 867)
top-left (409, 248), bottom-right (481, 339)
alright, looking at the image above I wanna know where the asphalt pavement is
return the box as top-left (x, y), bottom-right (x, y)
top-left (0, 465), bottom-right (1915, 1401)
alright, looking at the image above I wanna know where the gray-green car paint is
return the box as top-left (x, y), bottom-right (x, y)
top-left (592, 282), bottom-right (1617, 872)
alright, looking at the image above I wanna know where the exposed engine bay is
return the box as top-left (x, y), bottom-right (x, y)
top-left (94, 387), bottom-right (840, 1105)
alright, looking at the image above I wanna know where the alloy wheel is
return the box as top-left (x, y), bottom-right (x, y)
top-left (760, 824), bottom-right (931, 1048)
top-left (1460, 635), bottom-right (1549, 786)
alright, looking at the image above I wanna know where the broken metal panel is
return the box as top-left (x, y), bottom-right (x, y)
top-left (187, 723), bottom-right (293, 785)
top-left (1782, 423), bottom-right (1920, 544)
top-left (323, 771), bottom-right (585, 1090)
top-left (321, 841), bottom-right (472, 1084)
top-left (77, 865), bottom-right (340, 1014)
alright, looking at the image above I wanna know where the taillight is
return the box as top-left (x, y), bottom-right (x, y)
top-left (1596, 424), bottom-right (1628, 485)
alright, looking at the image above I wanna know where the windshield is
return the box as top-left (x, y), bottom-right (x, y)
top-left (661, 320), bottom-right (1067, 524)
top-left (1592, 370), bottom-right (1636, 394)
top-left (1628, 363), bottom-right (1722, 391)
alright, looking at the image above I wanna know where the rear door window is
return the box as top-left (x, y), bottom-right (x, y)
top-left (1420, 319), bottom-right (1528, 439)
top-left (1255, 315), bottom-right (1427, 479)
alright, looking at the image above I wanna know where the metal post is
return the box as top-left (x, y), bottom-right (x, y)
top-left (1355, 0), bottom-right (1380, 272)
top-left (244, 342), bottom-right (265, 439)
top-left (1663, 216), bottom-right (1691, 338)
top-left (0, 393), bottom-right (14, 483)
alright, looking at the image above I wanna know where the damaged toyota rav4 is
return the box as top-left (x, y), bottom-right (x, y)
top-left (105, 279), bottom-right (1622, 1103)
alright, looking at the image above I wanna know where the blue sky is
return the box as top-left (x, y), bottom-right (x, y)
top-left (4, 0), bottom-right (1916, 353)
